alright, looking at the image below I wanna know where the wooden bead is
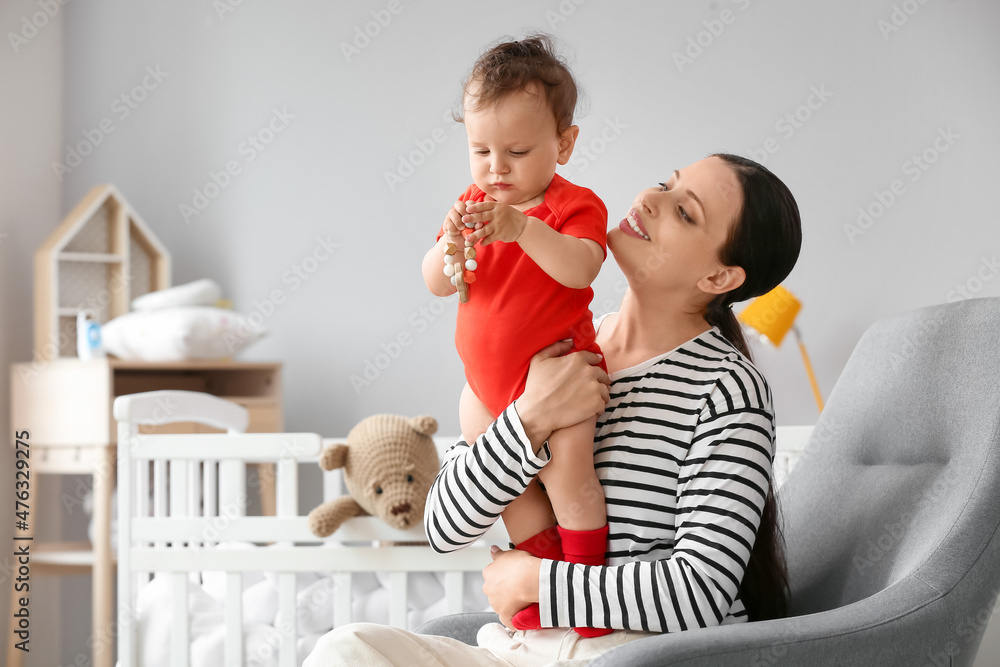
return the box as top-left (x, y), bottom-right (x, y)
top-left (445, 243), bottom-right (457, 255)
top-left (464, 247), bottom-right (476, 259)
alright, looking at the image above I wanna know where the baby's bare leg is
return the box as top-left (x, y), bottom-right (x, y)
top-left (501, 478), bottom-right (557, 545)
top-left (459, 382), bottom-right (497, 446)
top-left (459, 383), bottom-right (557, 545)
top-left (536, 416), bottom-right (605, 531)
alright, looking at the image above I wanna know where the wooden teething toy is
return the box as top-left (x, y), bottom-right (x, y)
top-left (443, 224), bottom-right (479, 304)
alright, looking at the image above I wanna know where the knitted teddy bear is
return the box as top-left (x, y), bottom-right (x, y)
top-left (307, 414), bottom-right (440, 537)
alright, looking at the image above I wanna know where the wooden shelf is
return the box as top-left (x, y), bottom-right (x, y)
top-left (35, 184), bottom-right (171, 361)
top-left (35, 541), bottom-right (117, 568)
top-left (58, 252), bottom-right (124, 263)
top-left (106, 358), bottom-right (282, 371)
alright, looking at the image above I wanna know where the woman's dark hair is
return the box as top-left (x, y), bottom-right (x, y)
top-left (705, 152), bottom-right (802, 621)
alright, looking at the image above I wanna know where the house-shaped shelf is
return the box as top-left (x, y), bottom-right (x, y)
top-left (34, 184), bottom-right (171, 360)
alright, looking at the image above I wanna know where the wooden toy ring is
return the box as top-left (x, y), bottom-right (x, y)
top-left (443, 225), bottom-right (479, 304)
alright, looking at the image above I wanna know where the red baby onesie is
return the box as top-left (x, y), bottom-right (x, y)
top-left (439, 173), bottom-right (608, 418)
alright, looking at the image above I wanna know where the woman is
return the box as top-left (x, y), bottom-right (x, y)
top-left (305, 153), bottom-right (801, 665)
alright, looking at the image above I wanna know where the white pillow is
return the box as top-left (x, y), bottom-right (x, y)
top-left (101, 306), bottom-right (266, 361)
top-left (136, 574), bottom-right (225, 667)
top-left (131, 279), bottom-right (222, 311)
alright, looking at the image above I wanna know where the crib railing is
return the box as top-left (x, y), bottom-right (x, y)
top-left (115, 391), bottom-right (502, 667)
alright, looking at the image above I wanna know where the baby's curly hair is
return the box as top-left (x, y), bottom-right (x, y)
top-left (456, 33), bottom-right (578, 135)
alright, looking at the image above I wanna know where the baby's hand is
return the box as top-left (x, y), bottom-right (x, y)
top-left (441, 200), bottom-right (469, 242)
top-left (462, 201), bottom-right (528, 247)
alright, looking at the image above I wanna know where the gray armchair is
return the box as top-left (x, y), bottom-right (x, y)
top-left (417, 297), bottom-right (1000, 666)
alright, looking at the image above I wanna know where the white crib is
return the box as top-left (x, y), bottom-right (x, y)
top-left (114, 390), bottom-right (812, 667)
top-left (114, 390), bottom-right (506, 667)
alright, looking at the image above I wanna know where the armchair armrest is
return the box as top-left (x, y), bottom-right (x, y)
top-left (591, 576), bottom-right (943, 666)
top-left (415, 576), bottom-right (960, 666)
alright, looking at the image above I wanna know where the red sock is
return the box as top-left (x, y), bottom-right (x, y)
top-left (559, 524), bottom-right (613, 638)
top-left (510, 525), bottom-right (562, 631)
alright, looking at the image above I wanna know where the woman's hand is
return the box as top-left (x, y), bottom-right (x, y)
top-left (482, 545), bottom-right (541, 629)
top-left (461, 201), bottom-right (528, 247)
top-left (516, 340), bottom-right (611, 453)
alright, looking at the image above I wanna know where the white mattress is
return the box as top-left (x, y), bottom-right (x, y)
top-left (128, 543), bottom-right (490, 667)
top-left (90, 444), bottom-right (494, 666)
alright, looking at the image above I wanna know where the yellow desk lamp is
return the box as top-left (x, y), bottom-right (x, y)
top-left (737, 285), bottom-right (824, 413)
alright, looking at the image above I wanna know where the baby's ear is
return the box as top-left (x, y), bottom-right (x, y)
top-left (318, 443), bottom-right (349, 471)
top-left (556, 124), bottom-right (580, 165)
top-left (409, 415), bottom-right (438, 437)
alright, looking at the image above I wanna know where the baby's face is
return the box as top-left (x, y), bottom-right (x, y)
top-left (464, 84), bottom-right (574, 211)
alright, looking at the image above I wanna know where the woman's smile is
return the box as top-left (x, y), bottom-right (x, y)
top-left (619, 208), bottom-right (650, 241)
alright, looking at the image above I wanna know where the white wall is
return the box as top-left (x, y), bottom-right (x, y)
top-left (1, 1), bottom-right (65, 665)
top-left (56, 0), bottom-right (1000, 437)
top-left (3, 0), bottom-right (999, 664)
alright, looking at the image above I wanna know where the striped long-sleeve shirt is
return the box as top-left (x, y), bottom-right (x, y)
top-left (423, 326), bottom-right (775, 632)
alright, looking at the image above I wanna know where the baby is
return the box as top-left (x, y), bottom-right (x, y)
top-left (422, 35), bottom-right (611, 636)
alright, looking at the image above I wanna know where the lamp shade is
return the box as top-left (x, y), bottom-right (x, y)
top-left (737, 285), bottom-right (801, 347)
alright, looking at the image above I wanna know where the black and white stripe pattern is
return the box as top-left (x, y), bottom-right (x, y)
top-left (424, 327), bottom-right (775, 632)
top-left (425, 407), bottom-right (551, 553)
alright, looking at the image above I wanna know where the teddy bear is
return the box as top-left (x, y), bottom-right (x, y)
top-left (307, 414), bottom-right (440, 537)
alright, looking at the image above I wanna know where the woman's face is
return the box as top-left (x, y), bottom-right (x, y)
top-left (608, 156), bottom-right (744, 296)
